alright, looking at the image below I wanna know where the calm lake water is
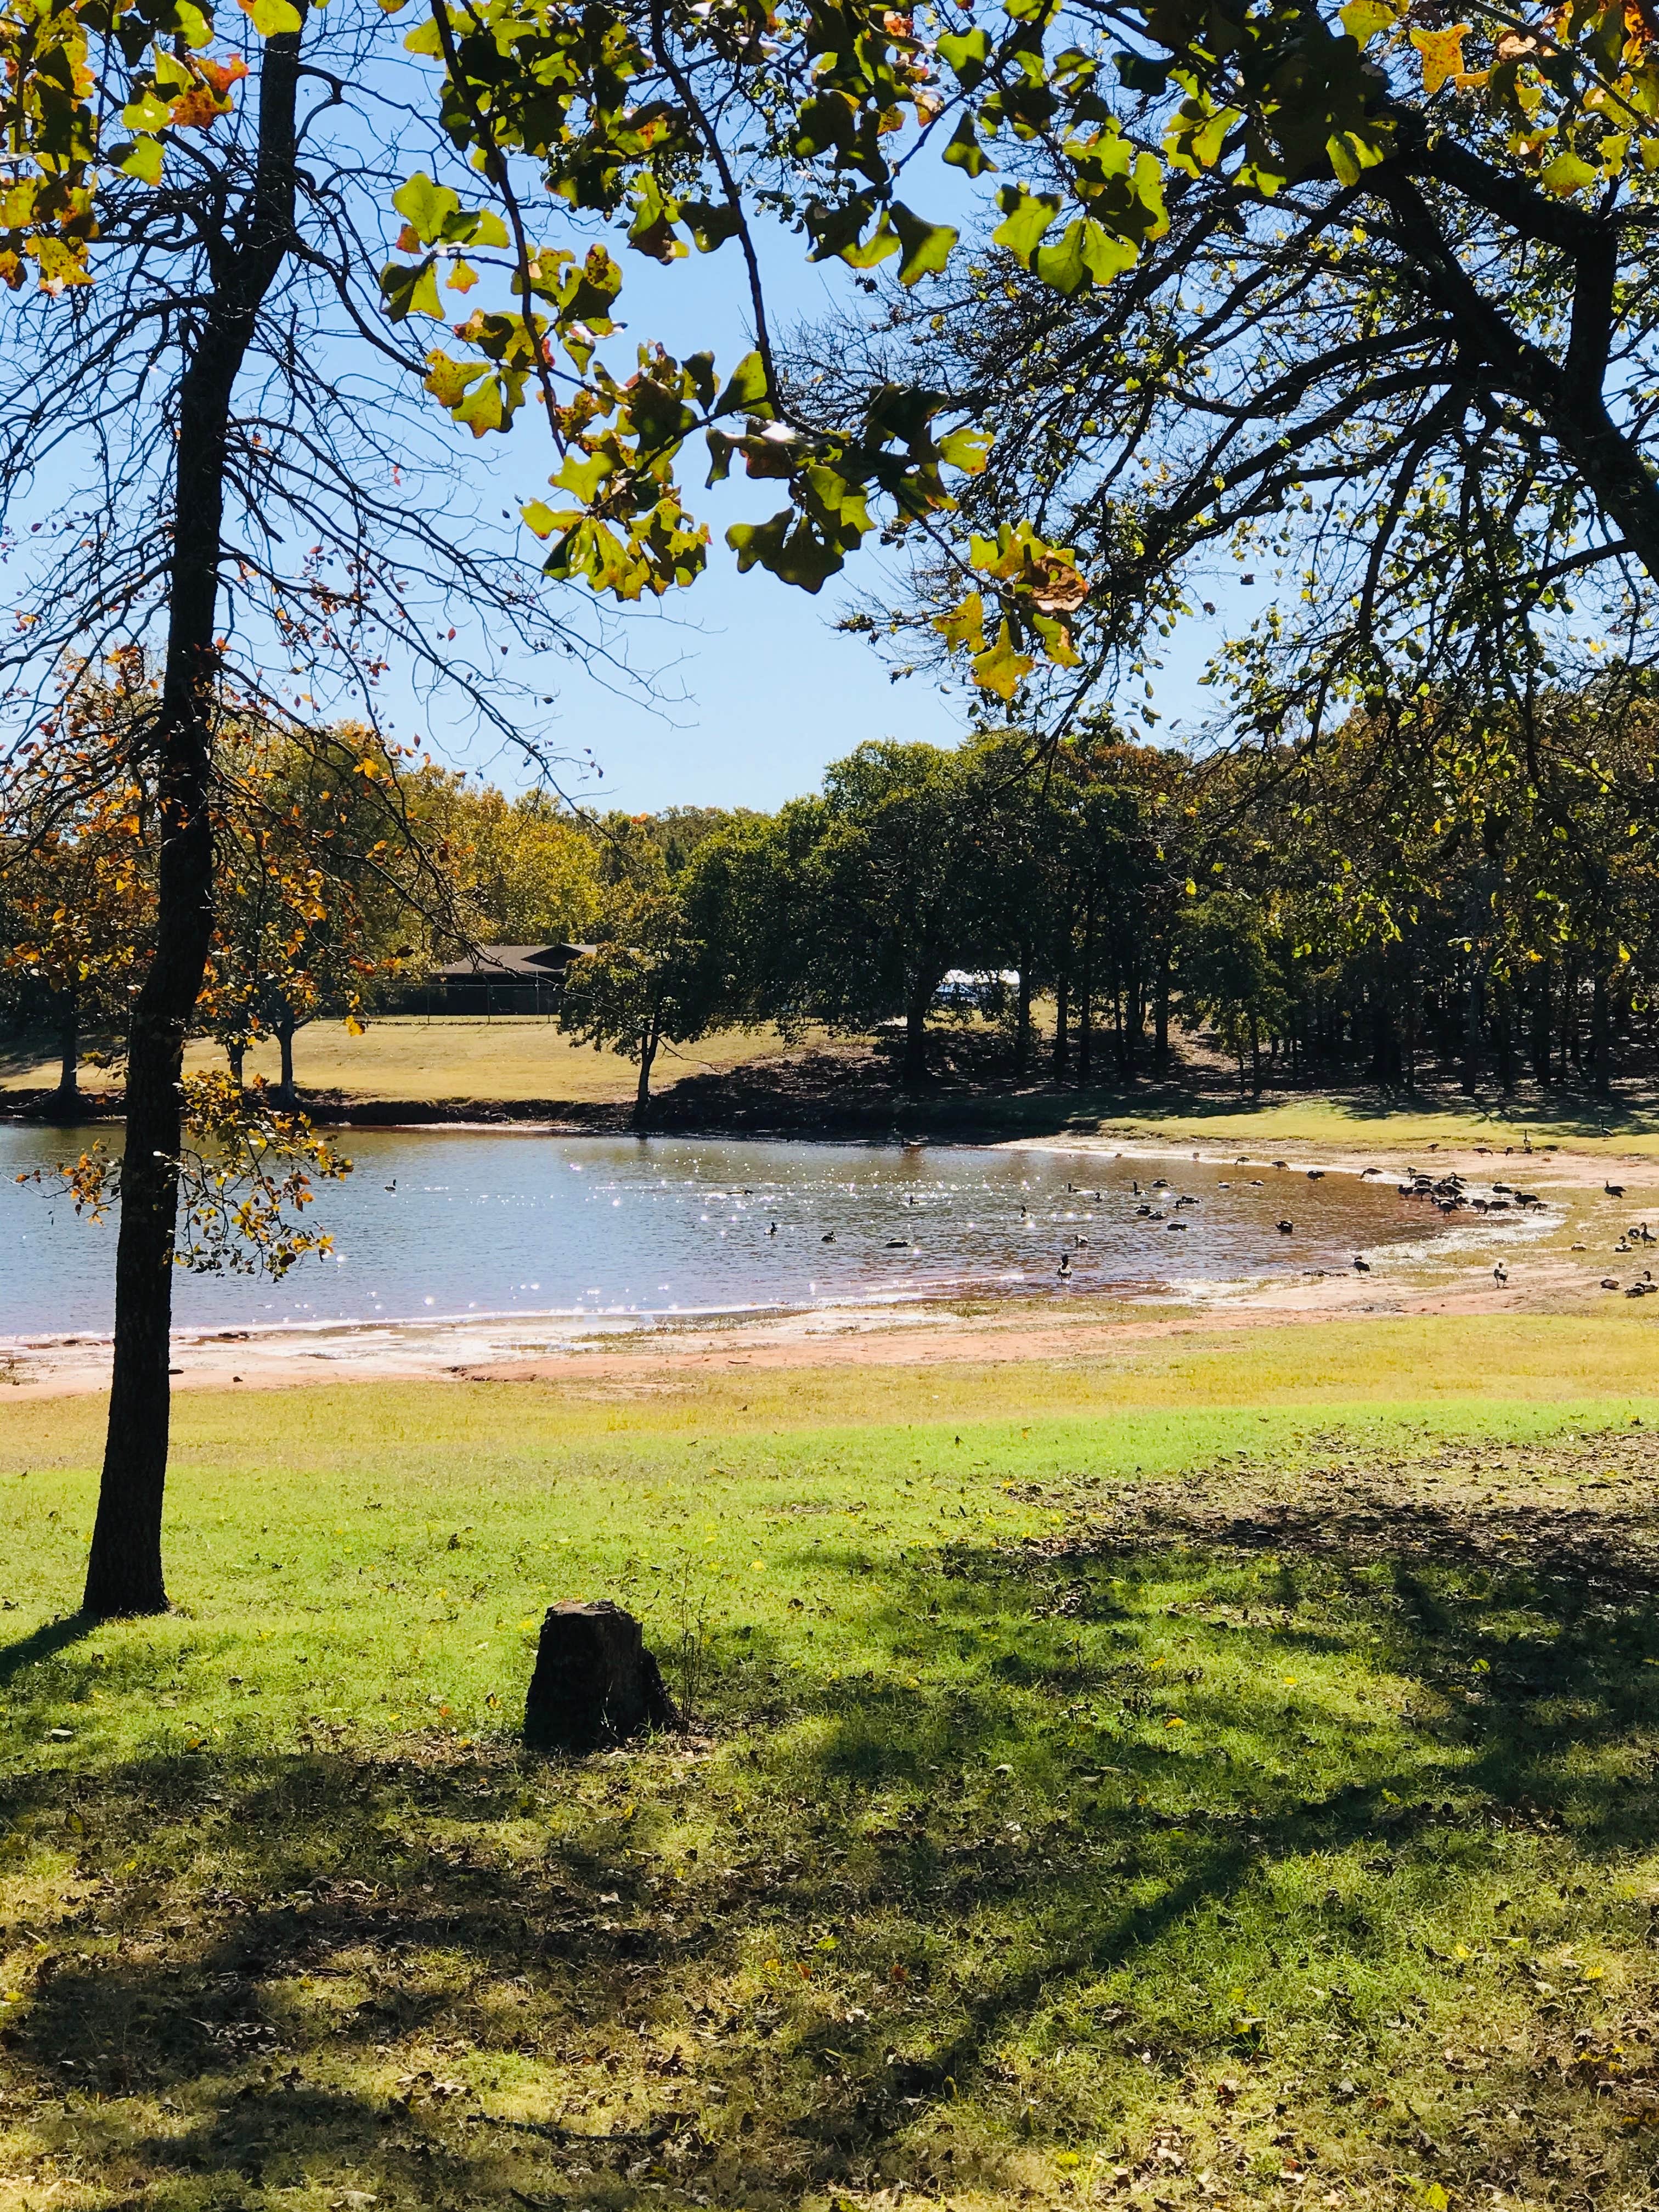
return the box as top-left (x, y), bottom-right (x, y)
top-left (0, 1126), bottom-right (1431, 1339)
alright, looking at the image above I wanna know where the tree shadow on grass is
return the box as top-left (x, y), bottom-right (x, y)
top-left (0, 1610), bottom-right (97, 1689)
top-left (4, 1486), bottom-right (1659, 2208)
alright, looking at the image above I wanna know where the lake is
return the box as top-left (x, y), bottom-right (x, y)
top-left (0, 1126), bottom-right (1442, 1341)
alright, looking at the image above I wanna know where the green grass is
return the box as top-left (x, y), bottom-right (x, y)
top-left (6, 1363), bottom-right (1659, 2211)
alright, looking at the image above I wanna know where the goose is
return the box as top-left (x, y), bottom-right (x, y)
top-left (1272, 1159), bottom-right (1289, 1170)
top-left (1057, 1253), bottom-right (1073, 1278)
top-left (384, 1179), bottom-right (397, 1192)
top-left (821, 1229), bottom-right (836, 1244)
top-left (885, 1238), bottom-right (909, 1249)
top-left (1606, 1180), bottom-right (1627, 1198)
top-left (1353, 1255), bottom-right (1370, 1273)
top-left (1307, 1169), bottom-right (1325, 1181)
top-left (1493, 1263), bottom-right (1508, 1286)
top-left (768, 1222), bottom-right (778, 1236)
top-left (1603, 1278), bottom-right (1621, 1291)
top-left (1277, 1218), bottom-right (1294, 1234)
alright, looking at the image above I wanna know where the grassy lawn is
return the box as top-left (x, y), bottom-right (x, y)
top-left (5, 1328), bottom-right (1659, 2210)
top-left (0, 1019), bottom-right (813, 1109)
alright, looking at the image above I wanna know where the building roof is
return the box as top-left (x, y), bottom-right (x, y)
top-left (436, 943), bottom-right (592, 982)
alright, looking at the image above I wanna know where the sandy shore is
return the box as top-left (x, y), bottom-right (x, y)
top-left (2, 1130), bottom-right (1651, 1397)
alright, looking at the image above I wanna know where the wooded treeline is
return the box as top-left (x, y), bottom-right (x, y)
top-left (10, 676), bottom-right (1658, 1117)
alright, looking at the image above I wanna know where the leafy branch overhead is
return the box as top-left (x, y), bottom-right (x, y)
top-left (12, 0), bottom-right (1659, 704)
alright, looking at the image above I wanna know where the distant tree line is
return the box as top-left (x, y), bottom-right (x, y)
top-left (11, 679), bottom-right (1659, 1121)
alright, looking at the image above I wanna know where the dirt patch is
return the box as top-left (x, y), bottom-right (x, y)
top-left (1011, 1425), bottom-right (1659, 1600)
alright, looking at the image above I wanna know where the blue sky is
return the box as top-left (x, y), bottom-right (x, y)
top-left (405, 200), bottom-right (1234, 813)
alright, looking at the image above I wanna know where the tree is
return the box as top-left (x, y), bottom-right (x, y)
top-left (558, 845), bottom-right (723, 1125)
top-left (208, 724), bottom-right (439, 1102)
top-left (443, 785), bottom-right (603, 947)
top-left (0, 699), bottom-right (154, 1113)
top-left (0, 0), bottom-right (585, 1620)
top-left (373, 0), bottom-right (1659, 749)
top-left (1177, 890), bottom-right (1289, 1096)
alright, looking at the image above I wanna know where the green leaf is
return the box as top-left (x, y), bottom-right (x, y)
top-left (520, 500), bottom-right (564, 539)
top-left (726, 511), bottom-right (843, 592)
top-left (941, 112), bottom-right (994, 177)
top-left (1115, 49), bottom-right (1170, 92)
top-left (1541, 150), bottom-right (1599, 196)
top-left (1034, 219), bottom-right (1090, 294)
top-left (839, 213), bottom-right (902, 271)
top-left (381, 257), bottom-right (443, 321)
top-left (552, 448), bottom-right (615, 503)
top-left (684, 200), bottom-right (741, 252)
top-left (938, 424), bottom-right (993, 473)
top-left (116, 135), bottom-right (165, 184)
top-left (120, 87), bottom-right (173, 132)
top-left (991, 187), bottom-right (1062, 266)
top-left (393, 171), bottom-right (461, 246)
top-left (713, 349), bottom-right (771, 419)
top-left (453, 376), bottom-right (506, 436)
top-left (169, 1), bottom-right (215, 47)
top-left (936, 26), bottom-right (990, 85)
top-left (970, 619), bottom-right (1034, 701)
top-left (889, 203), bottom-right (958, 286)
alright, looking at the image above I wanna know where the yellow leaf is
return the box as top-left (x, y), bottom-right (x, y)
top-left (238, 0), bottom-right (303, 29)
top-left (1411, 23), bottom-right (1470, 93)
top-left (1339, 0), bottom-right (1397, 37)
top-left (969, 619), bottom-right (1034, 701)
top-left (933, 589), bottom-right (986, 654)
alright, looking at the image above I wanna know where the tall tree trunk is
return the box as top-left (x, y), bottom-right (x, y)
top-left (1013, 941), bottom-right (1032, 1074)
top-left (1077, 896), bottom-right (1094, 1085)
top-left (1593, 967), bottom-right (1612, 1099)
top-left (1462, 958), bottom-right (1482, 1096)
top-left (902, 992), bottom-right (929, 1089)
top-left (1496, 980), bottom-right (1516, 1095)
top-left (1530, 965), bottom-right (1551, 1084)
top-left (82, 23), bottom-right (303, 1622)
top-left (274, 1005), bottom-right (297, 1107)
top-left (633, 1020), bottom-right (659, 1129)
top-left (54, 987), bottom-right (80, 1113)
top-left (1052, 963), bottom-right (1070, 1079)
top-left (1153, 950), bottom-right (1169, 1075)
top-left (1249, 1009), bottom-right (1262, 1097)
top-left (228, 1037), bottom-right (246, 1088)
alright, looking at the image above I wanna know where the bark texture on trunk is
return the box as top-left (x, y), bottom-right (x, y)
top-left (632, 1022), bottom-right (659, 1128)
top-left (82, 25), bottom-right (303, 1622)
top-left (274, 1007), bottom-right (297, 1105)
top-left (54, 989), bottom-right (79, 1112)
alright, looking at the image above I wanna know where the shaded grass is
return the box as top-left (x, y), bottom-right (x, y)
top-left (5, 1372), bottom-right (1659, 2210)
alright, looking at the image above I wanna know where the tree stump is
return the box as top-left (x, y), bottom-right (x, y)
top-left (523, 1600), bottom-right (680, 1753)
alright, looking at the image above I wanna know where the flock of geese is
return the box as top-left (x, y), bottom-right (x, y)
top-left (759, 1153), bottom-right (1471, 1283)
top-left (744, 1148), bottom-right (1657, 1298)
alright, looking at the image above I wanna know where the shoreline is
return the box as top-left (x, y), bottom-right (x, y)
top-left (1, 1125), bottom-right (1651, 1398)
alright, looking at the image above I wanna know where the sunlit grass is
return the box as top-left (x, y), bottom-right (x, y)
top-left (5, 1368), bottom-right (1659, 2210)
